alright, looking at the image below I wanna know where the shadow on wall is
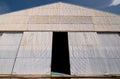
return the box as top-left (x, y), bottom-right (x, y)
top-left (0, 0), bottom-right (120, 15)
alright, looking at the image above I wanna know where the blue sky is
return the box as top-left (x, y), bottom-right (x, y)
top-left (0, 0), bottom-right (120, 14)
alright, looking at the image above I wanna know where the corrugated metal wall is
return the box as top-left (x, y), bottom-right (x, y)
top-left (0, 2), bottom-right (120, 79)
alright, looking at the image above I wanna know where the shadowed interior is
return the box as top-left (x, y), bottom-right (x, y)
top-left (51, 32), bottom-right (70, 75)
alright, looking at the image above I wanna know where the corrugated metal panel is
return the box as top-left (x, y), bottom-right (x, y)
top-left (93, 10), bottom-right (120, 17)
top-left (106, 59), bottom-right (120, 74)
top-left (97, 32), bottom-right (120, 75)
top-left (28, 24), bottom-right (94, 31)
top-left (0, 24), bottom-right (27, 31)
top-left (69, 46), bottom-right (103, 58)
top-left (0, 33), bottom-right (22, 46)
top-left (98, 33), bottom-right (120, 47)
top-left (99, 47), bottom-right (120, 58)
top-left (69, 32), bottom-right (102, 58)
top-left (17, 32), bottom-right (52, 58)
top-left (70, 58), bottom-right (108, 74)
top-left (13, 32), bottom-right (52, 74)
top-left (29, 9), bottom-right (60, 16)
top-left (0, 46), bottom-right (20, 59)
top-left (13, 58), bottom-right (51, 74)
top-left (93, 16), bottom-right (120, 25)
top-left (69, 32), bottom-right (107, 74)
top-left (0, 16), bottom-right (29, 24)
top-left (0, 3), bottom-right (119, 32)
top-left (59, 2), bottom-right (94, 16)
top-left (98, 33), bottom-right (120, 58)
top-left (60, 8), bottom-right (94, 16)
top-left (26, 2), bottom-right (60, 16)
top-left (28, 16), bottom-right (93, 24)
top-left (88, 58), bottom-right (107, 74)
top-left (60, 3), bottom-right (94, 16)
top-left (69, 32), bottom-right (120, 75)
top-left (94, 25), bottom-right (120, 31)
top-left (70, 58), bottom-right (91, 74)
top-left (0, 33), bottom-right (22, 75)
top-left (0, 33), bottom-right (22, 58)
top-left (0, 59), bottom-right (14, 74)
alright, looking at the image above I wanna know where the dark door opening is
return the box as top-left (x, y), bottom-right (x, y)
top-left (51, 32), bottom-right (70, 75)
